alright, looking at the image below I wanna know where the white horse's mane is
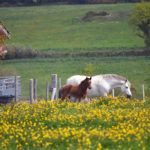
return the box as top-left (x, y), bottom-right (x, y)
top-left (101, 74), bottom-right (126, 80)
top-left (97, 74), bottom-right (131, 87)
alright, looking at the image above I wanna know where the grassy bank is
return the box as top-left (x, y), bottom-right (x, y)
top-left (0, 4), bottom-right (144, 51)
top-left (0, 56), bottom-right (149, 98)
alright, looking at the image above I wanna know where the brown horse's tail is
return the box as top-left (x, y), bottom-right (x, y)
top-left (58, 88), bottom-right (62, 99)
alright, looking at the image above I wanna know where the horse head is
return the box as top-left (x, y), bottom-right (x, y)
top-left (121, 80), bottom-right (132, 99)
top-left (81, 77), bottom-right (92, 90)
top-left (87, 77), bottom-right (92, 89)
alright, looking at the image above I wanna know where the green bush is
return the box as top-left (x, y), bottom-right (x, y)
top-left (82, 63), bottom-right (95, 76)
top-left (130, 3), bottom-right (150, 49)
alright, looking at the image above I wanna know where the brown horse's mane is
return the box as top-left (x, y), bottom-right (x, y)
top-left (79, 77), bottom-right (91, 91)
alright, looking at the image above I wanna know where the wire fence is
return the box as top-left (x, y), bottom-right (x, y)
top-left (0, 74), bottom-right (147, 104)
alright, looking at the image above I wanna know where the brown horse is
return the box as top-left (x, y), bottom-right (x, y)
top-left (59, 77), bottom-right (92, 102)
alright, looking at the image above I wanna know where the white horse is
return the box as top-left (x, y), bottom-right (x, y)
top-left (66, 74), bottom-right (132, 98)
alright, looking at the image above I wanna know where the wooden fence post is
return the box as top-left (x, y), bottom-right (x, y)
top-left (33, 79), bottom-right (37, 101)
top-left (142, 84), bottom-right (145, 101)
top-left (30, 79), bottom-right (34, 103)
top-left (112, 89), bottom-right (115, 98)
top-left (15, 76), bottom-right (21, 102)
top-left (46, 82), bottom-right (50, 101)
top-left (51, 74), bottom-right (57, 100)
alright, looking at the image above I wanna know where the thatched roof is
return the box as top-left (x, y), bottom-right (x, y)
top-left (0, 23), bottom-right (10, 58)
top-left (0, 23), bottom-right (11, 39)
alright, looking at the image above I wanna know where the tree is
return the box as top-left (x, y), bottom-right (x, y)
top-left (130, 3), bottom-right (150, 49)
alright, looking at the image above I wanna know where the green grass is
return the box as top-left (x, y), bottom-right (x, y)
top-left (0, 4), bottom-right (149, 99)
top-left (0, 56), bottom-right (149, 98)
top-left (0, 4), bottom-right (144, 51)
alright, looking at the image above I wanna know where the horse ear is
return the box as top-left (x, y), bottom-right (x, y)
top-left (90, 77), bottom-right (92, 80)
top-left (125, 79), bottom-right (127, 83)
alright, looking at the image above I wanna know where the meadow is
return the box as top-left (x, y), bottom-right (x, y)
top-left (0, 56), bottom-right (149, 98)
top-left (0, 97), bottom-right (149, 149)
top-left (0, 3), bottom-right (150, 150)
top-left (0, 3), bottom-right (149, 98)
top-left (0, 3), bottom-right (144, 51)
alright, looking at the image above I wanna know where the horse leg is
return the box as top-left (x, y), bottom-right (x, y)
top-left (83, 96), bottom-right (90, 102)
top-left (60, 90), bottom-right (67, 101)
top-left (78, 97), bottom-right (81, 102)
top-left (59, 89), bottom-right (65, 101)
top-left (61, 95), bottom-right (66, 101)
top-left (58, 89), bottom-right (62, 99)
top-left (62, 89), bottom-right (71, 101)
top-left (102, 93), bottom-right (107, 97)
top-left (69, 96), bottom-right (77, 102)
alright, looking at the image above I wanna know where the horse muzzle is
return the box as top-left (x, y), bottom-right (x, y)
top-left (127, 95), bottom-right (131, 99)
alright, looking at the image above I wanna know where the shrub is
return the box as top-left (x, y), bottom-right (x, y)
top-left (130, 3), bottom-right (150, 49)
top-left (82, 63), bottom-right (95, 76)
top-left (5, 46), bottom-right (38, 59)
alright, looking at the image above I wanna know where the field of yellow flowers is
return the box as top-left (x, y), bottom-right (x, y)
top-left (0, 97), bottom-right (149, 150)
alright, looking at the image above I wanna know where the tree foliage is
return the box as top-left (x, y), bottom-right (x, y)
top-left (130, 3), bottom-right (150, 48)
